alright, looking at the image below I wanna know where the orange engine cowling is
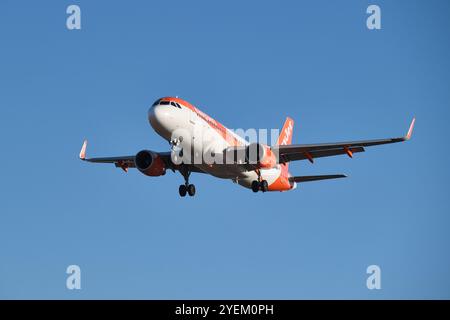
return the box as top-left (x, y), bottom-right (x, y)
top-left (245, 143), bottom-right (276, 169)
top-left (135, 150), bottom-right (166, 176)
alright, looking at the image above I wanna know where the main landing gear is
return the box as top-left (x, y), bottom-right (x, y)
top-left (251, 170), bottom-right (268, 193)
top-left (251, 180), bottom-right (268, 192)
top-left (179, 169), bottom-right (196, 197)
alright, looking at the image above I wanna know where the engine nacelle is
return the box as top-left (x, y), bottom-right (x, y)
top-left (135, 150), bottom-right (166, 176)
top-left (245, 142), bottom-right (276, 169)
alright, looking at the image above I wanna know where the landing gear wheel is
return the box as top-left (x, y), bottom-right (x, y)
top-left (179, 169), bottom-right (196, 197)
top-left (261, 180), bottom-right (269, 192)
top-left (179, 185), bottom-right (187, 197)
top-left (187, 184), bottom-right (196, 196)
top-left (251, 180), bottom-right (260, 193)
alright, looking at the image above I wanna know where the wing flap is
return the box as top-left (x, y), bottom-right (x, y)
top-left (281, 147), bottom-right (365, 162)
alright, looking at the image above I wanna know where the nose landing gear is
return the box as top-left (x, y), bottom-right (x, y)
top-left (179, 184), bottom-right (196, 197)
top-left (179, 168), bottom-right (196, 197)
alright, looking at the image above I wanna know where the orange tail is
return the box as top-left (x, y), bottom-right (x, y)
top-left (276, 117), bottom-right (294, 174)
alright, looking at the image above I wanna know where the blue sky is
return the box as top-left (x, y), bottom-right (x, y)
top-left (1, 0), bottom-right (449, 299)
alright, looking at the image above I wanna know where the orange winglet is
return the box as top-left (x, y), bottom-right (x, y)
top-left (405, 117), bottom-right (416, 140)
top-left (344, 147), bottom-right (353, 158)
top-left (79, 140), bottom-right (87, 160)
top-left (304, 152), bottom-right (314, 163)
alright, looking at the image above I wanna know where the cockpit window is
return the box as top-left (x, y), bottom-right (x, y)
top-left (154, 99), bottom-right (182, 108)
top-left (169, 101), bottom-right (182, 109)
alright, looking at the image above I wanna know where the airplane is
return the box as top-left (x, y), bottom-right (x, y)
top-left (79, 97), bottom-right (415, 197)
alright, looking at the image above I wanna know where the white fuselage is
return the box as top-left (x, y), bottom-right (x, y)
top-left (148, 101), bottom-right (284, 189)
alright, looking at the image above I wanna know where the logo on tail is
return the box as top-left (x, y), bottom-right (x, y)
top-left (277, 117), bottom-right (294, 146)
top-left (276, 117), bottom-right (294, 177)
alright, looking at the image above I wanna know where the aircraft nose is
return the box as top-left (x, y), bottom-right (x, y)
top-left (148, 104), bottom-right (174, 138)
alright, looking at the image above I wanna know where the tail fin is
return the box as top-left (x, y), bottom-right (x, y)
top-left (276, 117), bottom-right (294, 175)
top-left (277, 117), bottom-right (294, 146)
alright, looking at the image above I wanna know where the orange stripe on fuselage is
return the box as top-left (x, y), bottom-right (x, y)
top-left (161, 97), bottom-right (242, 147)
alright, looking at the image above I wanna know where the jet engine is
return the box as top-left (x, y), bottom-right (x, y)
top-left (245, 142), bottom-right (277, 169)
top-left (135, 150), bottom-right (166, 176)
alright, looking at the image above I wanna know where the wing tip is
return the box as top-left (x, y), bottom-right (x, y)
top-left (79, 139), bottom-right (88, 160)
top-left (405, 117), bottom-right (415, 140)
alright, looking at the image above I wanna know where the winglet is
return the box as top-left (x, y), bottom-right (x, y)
top-left (405, 117), bottom-right (415, 140)
top-left (79, 140), bottom-right (88, 160)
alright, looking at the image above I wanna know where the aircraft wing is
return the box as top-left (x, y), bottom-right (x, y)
top-left (273, 118), bottom-right (415, 164)
top-left (78, 140), bottom-right (205, 173)
top-left (79, 140), bottom-right (136, 171)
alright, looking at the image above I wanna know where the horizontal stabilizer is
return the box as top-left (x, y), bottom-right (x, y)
top-left (289, 174), bottom-right (347, 183)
